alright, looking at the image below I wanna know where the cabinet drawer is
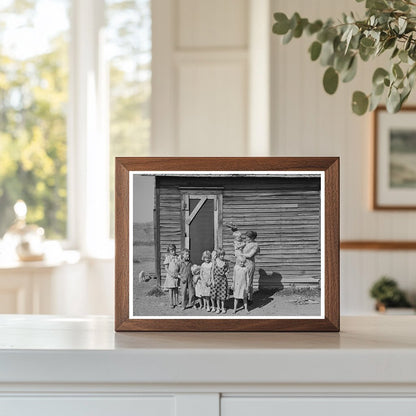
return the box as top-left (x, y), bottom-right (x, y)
top-left (0, 396), bottom-right (174, 416)
top-left (222, 397), bottom-right (416, 416)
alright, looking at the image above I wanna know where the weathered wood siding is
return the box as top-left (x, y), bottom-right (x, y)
top-left (156, 176), bottom-right (321, 289)
top-left (157, 184), bottom-right (183, 282)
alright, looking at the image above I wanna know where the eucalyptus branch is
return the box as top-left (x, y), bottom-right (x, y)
top-left (272, 0), bottom-right (416, 114)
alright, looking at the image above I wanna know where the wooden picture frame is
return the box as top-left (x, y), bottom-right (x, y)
top-left (115, 157), bottom-right (339, 332)
top-left (373, 106), bottom-right (416, 210)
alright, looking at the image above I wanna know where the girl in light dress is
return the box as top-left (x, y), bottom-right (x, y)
top-left (200, 250), bottom-right (214, 312)
top-left (232, 255), bottom-right (250, 313)
top-left (163, 244), bottom-right (180, 308)
top-left (210, 248), bottom-right (229, 314)
top-left (191, 264), bottom-right (203, 309)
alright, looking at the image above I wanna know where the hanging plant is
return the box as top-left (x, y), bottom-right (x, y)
top-left (272, 0), bottom-right (416, 115)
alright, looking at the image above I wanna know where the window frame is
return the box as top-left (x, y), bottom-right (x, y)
top-left (67, 0), bottom-right (112, 257)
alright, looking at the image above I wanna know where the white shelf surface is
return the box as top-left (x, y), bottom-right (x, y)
top-left (0, 315), bottom-right (415, 387)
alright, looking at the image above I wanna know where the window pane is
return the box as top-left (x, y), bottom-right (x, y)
top-left (0, 0), bottom-right (70, 239)
top-left (106, 0), bottom-right (151, 237)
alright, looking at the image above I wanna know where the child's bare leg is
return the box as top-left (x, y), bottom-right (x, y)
top-left (244, 298), bottom-right (248, 312)
top-left (169, 289), bottom-right (174, 307)
top-left (174, 289), bottom-right (178, 306)
top-left (233, 298), bottom-right (238, 313)
top-left (221, 300), bottom-right (225, 313)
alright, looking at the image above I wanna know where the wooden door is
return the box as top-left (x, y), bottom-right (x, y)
top-left (182, 193), bottom-right (222, 265)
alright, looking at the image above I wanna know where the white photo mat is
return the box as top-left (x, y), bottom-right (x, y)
top-left (128, 171), bottom-right (325, 320)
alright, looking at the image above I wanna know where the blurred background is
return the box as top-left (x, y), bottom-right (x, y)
top-left (0, 0), bottom-right (415, 316)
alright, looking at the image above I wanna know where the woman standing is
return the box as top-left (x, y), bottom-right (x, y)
top-left (242, 230), bottom-right (260, 302)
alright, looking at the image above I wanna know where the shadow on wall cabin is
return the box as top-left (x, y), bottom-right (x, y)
top-left (154, 176), bottom-right (321, 291)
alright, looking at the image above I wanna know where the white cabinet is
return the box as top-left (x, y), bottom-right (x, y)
top-left (1, 316), bottom-right (416, 415)
top-left (1, 397), bottom-right (175, 416)
top-left (0, 256), bottom-right (113, 315)
top-left (221, 398), bottom-right (416, 416)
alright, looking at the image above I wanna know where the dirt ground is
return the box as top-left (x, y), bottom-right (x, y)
top-left (133, 279), bottom-right (321, 317)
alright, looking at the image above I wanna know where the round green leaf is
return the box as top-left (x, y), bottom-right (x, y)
top-left (387, 87), bottom-right (401, 113)
top-left (342, 56), bottom-right (357, 83)
top-left (307, 20), bottom-right (323, 35)
top-left (384, 37), bottom-right (396, 50)
top-left (373, 82), bottom-right (384, 96)
top-left (273, 13), bottom-right (290, 35)
top-left (334, 52), bottom-right (352, 73)
top-left (391, 47), bottom-right (399, 59)
top-left (323, 67), bottom-right (339, 95)
top-left (359, 44), bottom-right (375, 62)
top-left (293, 18), bottom-right (308, 38)
top-left (282, 29), bottom-right (293, 44)
top-left (320, 41), bottom-right (335, 66)
top-left (372, 68), bottom-right (389, 86)
top-left (369, 92), bottom-right (383, 112)
top-left (399, 50), bottom-right (408, 63)
top-left (352, 91), bottom-right (369, 115)
top-left (405, 34), bottom-right (413, 51)
top-left (360, 37), bottom-right (375, 48)
top-left (309, 41), bottom-right (322, 61)
top-left (393, 63), bottom-right (404, 79)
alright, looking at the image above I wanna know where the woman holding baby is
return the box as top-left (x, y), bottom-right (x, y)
top-left (229, 225), bottom-right (260, 303)
top-left (242, 230), bottom-right (260, 302)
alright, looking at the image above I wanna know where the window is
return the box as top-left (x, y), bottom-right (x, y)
top-left (0, 0), bottom-right (70, 239)
top-left (0, 0), bottom-right (151, 252)
top-left (106, 0), bottom-right (151, 237)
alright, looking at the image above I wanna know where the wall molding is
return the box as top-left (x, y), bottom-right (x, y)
top-left (340, 241), bottom-right (416, 250)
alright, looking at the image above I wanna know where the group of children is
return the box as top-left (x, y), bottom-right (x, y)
top-left (163, 243), bottom-right (250, 314)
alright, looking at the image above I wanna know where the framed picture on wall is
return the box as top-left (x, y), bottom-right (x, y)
top-left (374, 106), bottom-right (416, 209)
top-left (115, 157), bottom-right (340, 332)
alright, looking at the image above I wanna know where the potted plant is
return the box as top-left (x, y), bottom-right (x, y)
top-left (272, 0), bottom-right (416, 115)
top-left (369, 276), bottom-right (413, 312)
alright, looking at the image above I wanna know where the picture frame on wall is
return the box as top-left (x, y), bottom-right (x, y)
top-left (374, 106), bottom-right (416, 210)
top-left (115, 157), bottom-right (340, 332)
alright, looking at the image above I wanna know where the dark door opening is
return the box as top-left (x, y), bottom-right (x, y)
top-left (188, 197), bottom-right (214, 264)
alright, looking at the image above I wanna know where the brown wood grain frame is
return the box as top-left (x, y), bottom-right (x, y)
top-left (115, 157), bottom-right (340, 332)
top-left (341, 241), bottom-right (416, 250)
top-left (373, 106), bottom-right (416, 210)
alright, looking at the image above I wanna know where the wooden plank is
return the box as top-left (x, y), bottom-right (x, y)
top-left (154, 186), bottom-right (161, 287)
top-left (186, 196), bottom-right (207, 225)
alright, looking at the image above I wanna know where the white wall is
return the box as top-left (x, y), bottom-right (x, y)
top-left (152, 0), bottom-right (268, 156)
top-left (27, 0), bottom-right (416, 317)
top-left (271, 0), bottom-right (416, 313)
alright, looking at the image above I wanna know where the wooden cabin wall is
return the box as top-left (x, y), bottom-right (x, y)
top-left (221, 180), bottom-right (321, 291)
top-left (156, 176), bottom-right (321, 289)
top-left (157, 183), bottom-right (182, 282)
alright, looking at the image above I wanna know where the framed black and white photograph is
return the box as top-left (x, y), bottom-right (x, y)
top-left (374, 106), bottom-right (416, 210)
top-left (115, 157), bottom-right (339, 331)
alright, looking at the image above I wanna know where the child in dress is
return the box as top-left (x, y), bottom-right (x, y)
top-left (211, 248), bottom-right (229, 314)
top-left (232, 231), bottom-right (246, 257)
top-left (200, 250), bottom-right (213, 312)
top-left (232, 255), bottom-right (249, 313)
top-left (163, 244), bottom-right (180, 308)
top-left (211, 249), bottom-right (217, 262)
top-left (191, 265), bottom-right (203, 309)
top-left (179, 248), bottom-right (194, 310)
